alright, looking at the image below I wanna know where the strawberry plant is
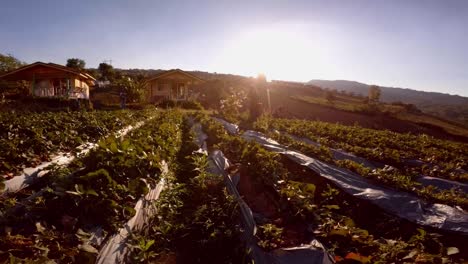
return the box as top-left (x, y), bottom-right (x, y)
top-left (0, 110), bottom-right (183, 262)
top-left (0, 109), bottom-right (156, 178)
top-left (128, 118), bottom-right (245, 263)
top-left (201, 114), bottom-right (466, 263)
top-left (256, 116), bottom-right (468, 183)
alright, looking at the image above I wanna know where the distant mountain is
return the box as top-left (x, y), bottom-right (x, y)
top-left (307, 80), bottom-right (468, 125)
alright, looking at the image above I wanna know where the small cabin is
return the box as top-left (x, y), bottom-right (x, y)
top-left (0, 62), bottom-right (95, 99)
top-left (146, 69), bottom-right (204, 102)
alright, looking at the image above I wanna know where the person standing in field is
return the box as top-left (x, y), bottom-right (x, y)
top-left (120, 89), bottom-right (127, 109)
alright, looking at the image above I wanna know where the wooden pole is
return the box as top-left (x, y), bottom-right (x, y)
top-left (67, 78), bottom-right (70, 99)
top-left (31, 73), bottom-right (35, 96)
top-left (267, 87), bottom-right (272, 114)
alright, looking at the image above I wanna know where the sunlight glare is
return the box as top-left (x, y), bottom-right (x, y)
top-left (215, 25), bottom-right (318, 82)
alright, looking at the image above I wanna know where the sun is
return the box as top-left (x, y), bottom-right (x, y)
top-left (215, 25), bottom-right (315, 81)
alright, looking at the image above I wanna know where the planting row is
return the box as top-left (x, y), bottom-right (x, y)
top-left (126, 119), bottom-right (246, 263)
top-left (258, 128), bottom-right (468, 210)
top-left (0, 109), bottom-right (157, 179)
top-left (256, 117), bottom-right (468, 182)
top-left (2, 110), bottom-right (464, 263)
top-left (0, 110), bottom-right (183, 263)
top-left (198, 114), bottom-right (465, 263)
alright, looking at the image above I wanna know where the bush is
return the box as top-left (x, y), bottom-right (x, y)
top-left (180, 100), bottom-right (204, 110)
top-left (156, 99), bottom-right (204, 110)
top-left (1, 96), bottom-right (93, 111)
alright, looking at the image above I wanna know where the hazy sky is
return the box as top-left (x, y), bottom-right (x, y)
top-left (1, 0), bottom-right (467, 96)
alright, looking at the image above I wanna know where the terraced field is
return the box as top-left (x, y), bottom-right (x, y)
top-left (1, 109), bottom-right (466, 263)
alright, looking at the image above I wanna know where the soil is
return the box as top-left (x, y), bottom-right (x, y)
top-left (238, 166), bottom-right (278, 219)
top-left (237, 166), bottom-right (310, 249)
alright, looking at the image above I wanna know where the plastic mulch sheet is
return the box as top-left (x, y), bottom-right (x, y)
top-left (213, 117), bottom-right (239, 135)
top-left (191, 121), bottom-right (334, 264)
top-left (285, 133), bottom-right (468, 192)
top-left (242, 130), bottom-right (468, 235)
top-left (1, 120), bottom-right (149, 195)
top-left (96, 161), bottom-right (168, 264)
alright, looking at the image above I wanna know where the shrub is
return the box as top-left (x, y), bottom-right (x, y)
top-left (179, 100), bottom-right (204, 110)
top-left (2, 97), bottom-right (93, 111)
top-left (156, 99), bottom-right (204, 110)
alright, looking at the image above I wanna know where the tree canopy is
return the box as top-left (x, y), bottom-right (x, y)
top-left (66, 58), bottom-right (86, 70)
top-left (368, 85), bottom-right (381, 102)
top-left (98, 63), bottom-right (115, 81)
top-left (0, 53), bottom-right (25, 73)
top-left (0, 53), bottom-right (28, 95)
top-left (114, 74), bottom-right (147, 103)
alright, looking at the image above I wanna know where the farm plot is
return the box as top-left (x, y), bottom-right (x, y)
top-left (1, 110), bottom-right (466, 263)
top-left (258, 117), bottom-right (468, 182)
top-left (200, 115), bottom-right (466, 263)
top-left (0, 109), bottom-right (155, 180)
top-left (126, 118), bottom-right (245, 263)
top-left (0, 110), bottom-right (183, 263)
top-left (254, 117), bottom-right (468, 209)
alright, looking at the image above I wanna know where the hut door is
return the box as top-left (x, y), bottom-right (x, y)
top-left (177, 83), bottom-right (185, 99)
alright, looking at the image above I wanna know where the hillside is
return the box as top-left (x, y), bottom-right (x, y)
top-left (307, 79), bottom-right (468, 125)
top-left (261, 81), bottom-right (468, 142)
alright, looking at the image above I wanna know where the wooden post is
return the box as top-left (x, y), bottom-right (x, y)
top-left (31, 73), bottom-right (35, 96)
top-left (267, 87), bottom-right (272, 114)
top-left (59, 79), bottom-right (62, 97)
top-left (66, 78), bottom-right (70, 99)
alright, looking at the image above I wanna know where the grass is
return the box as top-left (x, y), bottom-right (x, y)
top-left (287, 93), bottom-right (468, 139)
top-left (396, 112), bottom-right (468, 138)
top-left (291, 95), bottom-right (407, 114)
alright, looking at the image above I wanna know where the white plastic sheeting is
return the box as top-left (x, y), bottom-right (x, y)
top-left (242, 130), bottom-right (468, 235)
top-left (285, 133), bottom-right (381, 170)
top-left (213, 117), bottom-right (239, 135)
top-left (96, 162), bottom-right (168, 264)
top-left (191, 122), bottom-right (208, 154)
top-left (191, 121), bottom-right (334, 264)
top-left (417, 176), bottom-right (468, 193)
top-left (1, 120), bottom-right (149, 195)
top-left (284, 133), bottom-right (468, 193)
top-left (209, 150), bottom-right (334, 264)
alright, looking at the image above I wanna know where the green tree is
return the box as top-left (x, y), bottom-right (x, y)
top-left (115, 75), bottom-right (147, 103)
top-left (0, 53), bottom-right (25, 73)
top-left (66, 58), bottom-right (86, 70)
top-left (0, 54), bottom-right (28, 95)
top-left (368, 85), bottom-right (381, 102)
top-left (198, 79), bottom-right (228, 109)
top-left (98, 63), bottom-right (115, 82)
top-left (325, 90), bottom-right (335, 104)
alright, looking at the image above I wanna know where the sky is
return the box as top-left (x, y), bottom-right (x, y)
top-left (1, 0), bottom-right (467, 96)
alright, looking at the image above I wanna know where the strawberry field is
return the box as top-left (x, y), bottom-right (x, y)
top-left (0, 110), bottom-right (154, 178)
top-left (0, 110), bottom-right (466, 263)
top-left (254, 116), bottom-right (468, 209)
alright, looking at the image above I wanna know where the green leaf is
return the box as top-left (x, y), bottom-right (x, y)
top-left (141, 239), bottom-right (155, 251)
top-left (85, 188), bottom-right (99, 197)
top-left (324, 205), bottom-right (340, 210)
top-left (403, 249), bottom-right (418, 260)
top-left (344, 218), bottom-right (355, 228)
top-left (124, 206), bottom-right (136, 217)
top-left (109, 141), bottom-right (119, 153)
top-left (35, 222), bottom-right (46, 234)
top-left (330, 228), bottom-right (349, 237)
top-left (359, 228), bottom-right (369, 236)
